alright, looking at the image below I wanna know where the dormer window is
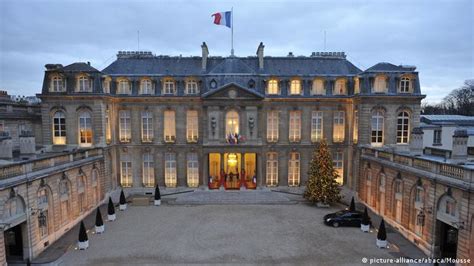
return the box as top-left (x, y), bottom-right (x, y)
top-left (267, 79), bottom-right (279, 95)
top-left (77, 75), bottom-right (92, 92)
top-left (103, 77), bottom-right (111, 94)
top-left (248, 79), bottom-right (255, 89)
top-left (50, 75), bottom-right (65, 92)
top-left (140, 79), bottom-right (153, 95)
top-left (334, 79), bottom-right (347, 95)
top-left (117, 79), bottom-right (131, 94)
top-left (399, 77), bottom-right (411, 93)
top-left (311, 78), bottom-right (325, 95)
top-left (210, 80), bottom-right (217, 89)
top-left (289, 79), bottom-right (302, 95)
top-left (354, 77), bottom-right (360, 94)
top-left (186, 80), bottom-right (199, 94)
top-left (163, 79), bottom-right (176, 95)
top-left (374, 75), bottom-right (387, 93)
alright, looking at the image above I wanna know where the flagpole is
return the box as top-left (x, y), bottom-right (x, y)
top-left (231, 7), bottom-right (234, 56)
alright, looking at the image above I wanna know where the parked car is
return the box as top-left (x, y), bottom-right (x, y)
top-left (323, 210), bottom-right (370, 227)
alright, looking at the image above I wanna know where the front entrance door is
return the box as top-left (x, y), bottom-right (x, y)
top-left (208, 153), bottom-right (257, 190)
top-left (438, 221), bottom-right (458, 259)
top-left (4, 224), bottom-right (24, 262)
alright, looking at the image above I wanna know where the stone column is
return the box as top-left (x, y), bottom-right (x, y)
top-left (279, 151), bottom-right (288, 186)
top-left (0, 135), bottom-right (12, 159)
top-left (202, 152), bottom-right (209, 186)
top-left (409, 127), bottom-right (424, 156)
top-left (257, 152), bottom-right (263, 187)
top-left (451, 129), bottom-right (468, 163)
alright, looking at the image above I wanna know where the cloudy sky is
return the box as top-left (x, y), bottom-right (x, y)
top-left (0, 0), bottom-right (472, 103)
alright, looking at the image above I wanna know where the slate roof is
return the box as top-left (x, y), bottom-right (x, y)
top-left (421, 115), bottom-right (474, 126)
top-left (364, 62), bottom-right (416, 73)
top-left (209, 58), bottom-right (256, 74)
top-left (61, 62), bottom-right (100, 72)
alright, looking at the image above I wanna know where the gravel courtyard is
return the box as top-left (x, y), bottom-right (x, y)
top-left (60, 202), bottom-right (401, 265)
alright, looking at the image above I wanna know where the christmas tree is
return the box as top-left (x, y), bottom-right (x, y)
top-left (362, 207), bottom-right (370, 226)
top-left (119, 190), bottom-right (126, 205)
top-left (377, 219), bottom-right (387, 241)
top-left (95, 208), bottom-right (104, 227)
top-left (78, 221), bottom-right (88, 242)
top-left (304, 139), bottom-right (341, 205)
top-left (107, 197), bottom-right (115, 215)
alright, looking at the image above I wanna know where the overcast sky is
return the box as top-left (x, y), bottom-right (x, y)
top-left (0, 0), bottom-right (472, 103)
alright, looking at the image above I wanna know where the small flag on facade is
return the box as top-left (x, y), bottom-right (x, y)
top-left (212, 11), bottom-right (232, 28)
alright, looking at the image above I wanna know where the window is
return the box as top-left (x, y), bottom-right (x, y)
top-left (433, 129), bottom-right (442, 145)
top-left (288, 152), bottom-right (300, 186)
top-left (267, 79), bottom-right (279, 95)
top-left (353, 110), bottom-right (359, 143)
top-left (120, 155), bottom-right (132, 187)
top-left (164, 110), bottom-right (176, 143)
top-left (397, 111), bottom-right (410, 144)
top-left (37, 189), bottom-right (48, 207)
top-left (266, 111), bottom-right (279, 142)
top-left (78, 76), bottom-right (91, 92)
top-left (143, 153), bottom-right (154, 187)
top-left (141, 111), bottom-right (154, 142)
top-left (289, 79), bottom-right (302, 95)
top-left (311, 79), bottom-right (325, 95)
top-left (117, 79), bottom-right (131, 94)
top-left (163, 79), bottom-right (176, 94)
top-left (53, 111), bottom-right (66, 145)
top-left (186, 110), bottom-right (199, 143)
top-left (119, 110), bottom-right (131, 142)
top-left (140, 79), bottom-right (153, 95)
top-left (226, 110), bottom-right (239, 135)
top-left (77, 176), bottom-right (86, 212)
top-left (51, 76), bottom-right (64, 92)
top-left (186, 80), bottom-right (199, 94)
top-left (415, 186), bottom-right (423, 203)
top-left (187, 153), bottom-right (199, 187)
top-left (399, 77), bottom-right (411, 93)
top-left (395, 180), bottom-right (402, 194)
top-left (354, 78), bottom-right (360, 94)
top-left (266, 152), bottom-right (278, 186)
top-left (289, 111), bottom-right (301, 142)
top-left (103, 78), bottom-right (111, 93)
top-left (59, 181), bottom-right (69, 225)
top-left (38, 210), bottom-right (48, 239)
top-left (445, 200), bottom-right (456, 216)
top-left (165, 153), bottom-right (177, 187)
top-left (105, 109), bottom-right (111, 144)
top-left (78, 111), bottom-right (92, 146)
top-left (379, 174), bottom-right (386, 188)
top-left (374, 75), bottom-right (387, 93)
top-left (311, 111), bottom-right (323, 142)
top-left (371, 110), bottom-right (384, 146)
top-left (333, 151), bottom-right (343, 185)
top-left (333, 111), bottom-right (345, 142)
top-left (334, 79), bottom-right (347, 95)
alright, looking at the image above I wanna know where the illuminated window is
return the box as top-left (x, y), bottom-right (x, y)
top-left (267, 79), bottom-right (279, 95)
top-left (51, 76), bottom-right (65, 92)
top-left (186, 80), bottom-right (199, 94)
top-left (77, 175), bottom-right (86, 212)
top-left (266, 152), bottom-right (278, 186)
top-left (120, 155), bottom-right (132, 187)
top-left (397, 111), bottom-right (410, 144)
top-left (354, 78), bottom-right (360, 94)
top-left (289, 111), bottom-right (301, 142)
top-left (53, 111), bottom-right (66, 145)
top-left (312, 79), bottom-right (325, 95)
top-left (353, 110), bottom-right (359, 143)
top-left (78, 111), bottom-right (92, 146)
top-left (141, 111), bottom-right (154, 142)
top-left (187, 153), bottom-right (199, 187)
top-left (333, 111), bottom-right (345, 143)
top-left (311, 111), bottom-right (323, 142)
top-left (78, 76), bottom-right (91, 92)
top-left (165, 153), bottom-right (177, 187)
top-left (288, 152), bottom-right (300, 186)
top-left (186, 110), bottom-right (199, 143)
top-left (119, 110), bottom-right (131, 142)
top-left (226, 110), bottom-right (239, 135)
top-left (371, 110), bottom-right (384, 146)
top-left (266, 111), bottom-right (279, 142)
top-left (163, 79), bottom-right (176, 94)
top-left (289, 79), bottom-right (302, 95)
top-left (399, 77), bottom-right (411, 93)
top-left (117, 79), bottom-right (131, 94)
top-left (142, 153), bottom-right (154, 187)
top-left (140, 79), bottom-right (153, 94)
top-left (374, 75), bottom-right (387, 93)
top-left (334, 79), bottom-right (347, 95)
top-left (105, 109), bottom-right (111, 144)
top-left (164, 110), bottom-right (176, 143)
top-left (333, 151), bottom-right (343, 185)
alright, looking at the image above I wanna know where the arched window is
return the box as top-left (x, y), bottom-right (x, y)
top-left (77, 75), bottom-right (91, 92)
top-left (3, 196), bottom-right (26, 221)
top-left (334, 79), bottom-right (347, 95)
top-left (140, 79), bottom-right (153, 94)
top-left (397, 111), bottom-right (410, 144)
top-left (77, 175), bottom-right (86, 212)
top-left (50, 76), bottom-right (65, 92)
top-left (143, 152), bottom-right (154, 187)
top-left (399, 77), bottom-right (411, 93)
top-left (226, 110), bottom-right (239, 135)
top-left (37, 188), bottom-right (50, 239)
top-left (59, 180), bottom-right (70, 225)
top-left (311, 79), bottom-right (325, 95)
top-left (371, 110), bottom-right (384, 146)
top-left (374, 75), bottom-right (387, 93)
top-left (289, 79), bottom-right (301, 95)
top-left (78, 111), bottom-right (92, 146)
top-left (141, 111), bottom-right (153, 142)
top-left (53, 111), bottom-right (66, 145)
top-left (267, 79), bottom-right (279, 95)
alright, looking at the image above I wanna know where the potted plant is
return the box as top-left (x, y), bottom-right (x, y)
top-left (361, 207), bottom-right (370, 232)
top-left (376, 219), bottom-right (388, 248)
top-left (78, 221), bottom-right (89, 250)
top-left (95, 208), bottom-right (104, 234)
top-left (119, 189), bottom-right (127, 211)
top-left (107, 197), bottom-right (116, 221)
top-left (154, 185), bottom-right (161, 206)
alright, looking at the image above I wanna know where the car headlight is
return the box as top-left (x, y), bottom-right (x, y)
top-left (326, 218), bottom-right (332, 222)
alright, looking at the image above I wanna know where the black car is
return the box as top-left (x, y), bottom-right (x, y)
top-left (323, 210), bottom-right (370, 227)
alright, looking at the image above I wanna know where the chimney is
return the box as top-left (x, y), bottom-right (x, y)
top-left (451, 129), bottom-right (468, 162)
top-left (288, 52), bottom-right (294, 57)
top-left (19, 131), bottom-right (36, 155)
top-left (256, 42), bottom-right (265, 70)
top-left (409, 127), bottom-right (424, 156)
top-left (201, 42), bottom-right (209, 71)
top-left (0, 133), bottom-right (13, 160)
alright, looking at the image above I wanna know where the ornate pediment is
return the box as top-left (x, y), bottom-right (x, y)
top-left (201, 83), bottom-right (264, 100)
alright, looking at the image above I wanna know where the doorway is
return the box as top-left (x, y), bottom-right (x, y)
top-left (438, 220), bottom-right (458, 259)
top-left (4, 223), bottom-right (24, 262)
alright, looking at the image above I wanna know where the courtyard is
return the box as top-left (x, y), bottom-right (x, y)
top-left (59, 196), bottom-right (408, 265)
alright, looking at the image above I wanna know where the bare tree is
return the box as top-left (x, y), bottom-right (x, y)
top-left (422, 80), bottom-right (474, 116)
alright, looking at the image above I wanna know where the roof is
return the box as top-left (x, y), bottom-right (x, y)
top-left (61, 62), bottom-right (100, 72)
top-left (364, 62), bottom-right (416, 73)
top-left (209, 57), bottom-right (256, 74)
top-left (421, 115), bottom-right (474, 126)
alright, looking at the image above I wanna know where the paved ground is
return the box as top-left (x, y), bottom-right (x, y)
top-left (172, 190), bottom-right (296, 205)
top-left (59, 202), bottom-right (407, 265)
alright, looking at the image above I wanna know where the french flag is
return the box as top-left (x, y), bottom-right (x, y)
top-left (212, 11), bottom-right (232, 28)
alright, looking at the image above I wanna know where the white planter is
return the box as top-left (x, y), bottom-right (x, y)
top-left (317, 202), bottom-right (330, 208)
top-left (361, 224), bottom-right (370, 232)
top-left (95, 225), bottom-right (104, 234)
top-left (108, 214), bottom-right (116, 221)
top-left (376, 239), bottom-right (388, 248)
top-left (78, 240), bottom-right (89, 250)
top-left (119, 204), bottom-right (127, 211)
top-left (154, 199), bottom-right (161, 206)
